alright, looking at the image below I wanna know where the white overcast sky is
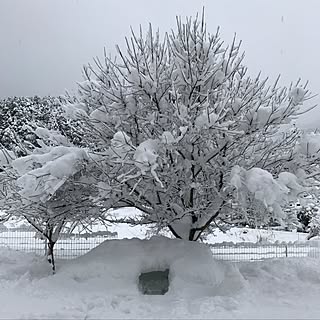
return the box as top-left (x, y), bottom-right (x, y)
top-left (0, 0), bottom-right (319, 128)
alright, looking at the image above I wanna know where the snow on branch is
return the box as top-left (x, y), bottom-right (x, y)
top-left (12, 146), bottom-right (89, 203)
top-left (231, 165), bottom-right (304, 221)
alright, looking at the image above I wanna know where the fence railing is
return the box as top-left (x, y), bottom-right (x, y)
top-left (209, 242), bottom-right (320, 261)
top-left (0, 231), bottom-right (109, 259)
top-left (1, 230), bottom-right (320, 261)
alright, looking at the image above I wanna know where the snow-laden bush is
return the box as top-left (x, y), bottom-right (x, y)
top-left (0, 129), bottom-right (100, 273)
top-left (0, 96), bottom-right (98, 272)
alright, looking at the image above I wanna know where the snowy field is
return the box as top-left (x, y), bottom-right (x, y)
top-left (1, 237), bottom-right (320, 319)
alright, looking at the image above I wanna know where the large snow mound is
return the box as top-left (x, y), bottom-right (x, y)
top-left (60, 236), bottom-right (234, 298)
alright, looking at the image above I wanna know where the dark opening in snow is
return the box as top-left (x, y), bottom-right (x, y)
top-left (138, 269), bottom-right (169, 295)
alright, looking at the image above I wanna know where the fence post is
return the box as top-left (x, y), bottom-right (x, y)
top-left (44, 238), bottom-right (48, 257)
top-left (285, 245), bottom-right (288, 258)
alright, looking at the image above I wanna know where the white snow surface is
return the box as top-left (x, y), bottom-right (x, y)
top-left (1, 236), bottom-right (320, 319)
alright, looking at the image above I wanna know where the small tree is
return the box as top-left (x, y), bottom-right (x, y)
top-left (63, 14), bottom-right (316, 240)
top-left (0, 129), bottom-right (99, 273)
top-left (1, 149), bottom-right (101, 272)
top-left (0, 96), bottom-right (94, 271)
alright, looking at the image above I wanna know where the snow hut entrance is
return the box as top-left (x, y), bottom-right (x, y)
top-left (138, 269), bottom-right (169, 295)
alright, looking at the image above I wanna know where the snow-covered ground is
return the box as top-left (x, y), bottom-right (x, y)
top-left (1, 236), bottom-right (320, 319)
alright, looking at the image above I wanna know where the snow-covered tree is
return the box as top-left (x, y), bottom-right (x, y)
top-left (0, 129), bottom-right (100, 272)
top-left (61, 14), bottom-right (316, 240)
top-left (0, 96), bottom-right (108, 272)
top-left (2, 14), bottom-right (317, 246)
top-left (0, 96), bottom-right (96, 271)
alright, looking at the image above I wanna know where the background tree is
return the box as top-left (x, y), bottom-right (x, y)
top-left (0, 96), bottom-right (85, 156)
top-left (297, 206), bottom-right (314, 232)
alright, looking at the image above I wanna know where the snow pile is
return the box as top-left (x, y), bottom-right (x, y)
top-left (62, 236), bottom-right (228, 298)
top-left (1, 238), bottom-right (320, 318)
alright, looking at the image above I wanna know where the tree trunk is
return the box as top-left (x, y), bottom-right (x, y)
top-left (188, 228), bottom-right (197, 241)
top-left (47, 240), bottom-right (56, 274)
top-left (169, 207), bottom-right (223, 241)
top-left (168, 224), bottom-right (200, 241)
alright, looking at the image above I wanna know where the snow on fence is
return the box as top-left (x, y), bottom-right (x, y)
top-left (0, 230), bottom-right (320, 261)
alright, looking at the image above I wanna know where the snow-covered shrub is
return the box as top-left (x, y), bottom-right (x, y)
top-left (0, 96), bottom-right (96, 271)
top-left (61, 14), bottom-right (316, 240)
top-left (0, 126), bottom-right (100, 272)
top-left (3, 149), bottom-right (102, 272)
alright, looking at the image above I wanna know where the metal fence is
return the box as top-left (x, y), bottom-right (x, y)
top-left (0, 231), bottom-right (108, 259)
top-left (1, 230), bottom-right (320, 261)
top-left (209, 242), bottom-right (320, 261)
